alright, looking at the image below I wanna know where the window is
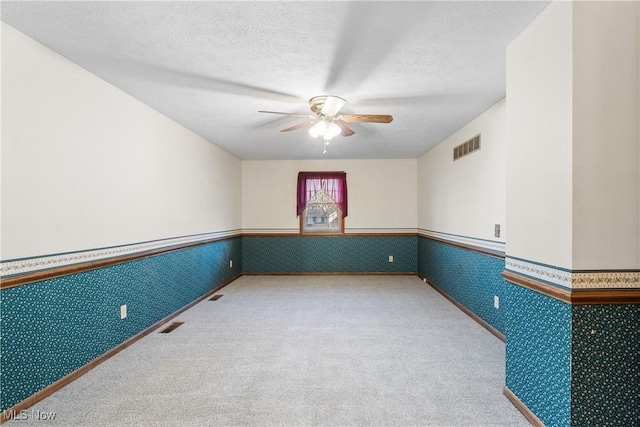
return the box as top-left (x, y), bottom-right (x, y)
top-left (297, 172), bottom-right (347, 234)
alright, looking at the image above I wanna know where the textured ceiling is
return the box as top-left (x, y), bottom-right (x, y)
top-left (1, 1), bottom-right (549, 160)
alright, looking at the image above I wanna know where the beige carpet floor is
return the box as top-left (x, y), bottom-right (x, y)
top-left (7, 275), bottom-right (528, 426)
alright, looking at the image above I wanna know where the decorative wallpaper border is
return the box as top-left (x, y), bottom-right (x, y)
top-left (571, 272), bottom-right (640, 289)
top-left (418, 229), bottom-right (506, 255)
top-left (505, 257), bottom-right (573, 288)
top-left (505, 257), bottom-right (640, 289)
top-left (0, 230), bottom-right (241, 280)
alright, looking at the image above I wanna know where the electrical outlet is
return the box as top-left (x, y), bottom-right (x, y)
top-left (495, 224), bottom-right (501, 238)
top-left (494, 296), bottom-right (499, 309)
top-left (120, 305), bottom-right (127, 319)
top-left (229, 260), bottom-right (233, 268)
top-left (388, 255), bottom-right (394, 262)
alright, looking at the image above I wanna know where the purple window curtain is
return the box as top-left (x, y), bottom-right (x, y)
top-left (297, 172), bottom-right (348, 217)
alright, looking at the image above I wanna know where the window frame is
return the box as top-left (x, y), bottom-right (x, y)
top-left (299, 204), bottom-right (345, 235)
top-left (297, 171), bottom-right (347, 235)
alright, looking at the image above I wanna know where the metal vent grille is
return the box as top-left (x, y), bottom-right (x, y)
top-left (159, 321), bottom-right (184, 334)
top-left (453, 134), bottom-right (481, 161)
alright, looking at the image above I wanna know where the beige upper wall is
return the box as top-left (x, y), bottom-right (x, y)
top-left (572, 0), bottom-right (639, 269)
top-left (1, 23), bottom-right (242, 260)
top-left (506, 0), bottom-right (639, 270)
top-left (506, 1), bottom-right (574, 268)
top-left (417, 99), bottom-right (506, 243)
top-left (242, 159), bottom-right (417, 231)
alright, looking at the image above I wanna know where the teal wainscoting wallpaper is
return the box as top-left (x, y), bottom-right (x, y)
top-left (571, 304), bottom-right (639, 426)
top-left (242, 235), bottom-right (417, 274)
top-left (505, 282), bottom-right (571, 426)
top-left (417, 237), bottom-right (505, 333)
top-left (0, 237), bottom-right (242, 412)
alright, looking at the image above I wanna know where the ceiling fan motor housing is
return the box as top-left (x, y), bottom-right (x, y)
top-left (309, 95), bottom-right (346, 116)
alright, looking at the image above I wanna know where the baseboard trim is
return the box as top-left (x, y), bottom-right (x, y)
top-left (503, 386), bottom-right (544, 427)
top-left (0, 274), bottom-right (241, 424)
top-left (418, 275), bottom-right (505, 342)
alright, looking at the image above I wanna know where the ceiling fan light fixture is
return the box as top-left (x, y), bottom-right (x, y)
top-left (308, 121), bottom-right (326, 138)
top-left (325, 121), bottom-right (342, 139)
top-left (308, 120), bottom-right (341, 140)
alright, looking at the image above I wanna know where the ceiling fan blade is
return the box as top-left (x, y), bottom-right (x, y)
top-left (320, 96), bottom-right (346, 117)
top-left (259, 110), bottom-right (314, 118)
top-left (338, 114), bottom-right (393, 124)
top-left (335, 121), bottom-right (355, 137)
top-left (280, 121), bottom-right (316, 132)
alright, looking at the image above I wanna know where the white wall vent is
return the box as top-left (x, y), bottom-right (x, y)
top-left (453, 134), bottom-right (481, 161)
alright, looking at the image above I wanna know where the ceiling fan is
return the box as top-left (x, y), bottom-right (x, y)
top-left (259, 95), bottom-right (393, 153)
